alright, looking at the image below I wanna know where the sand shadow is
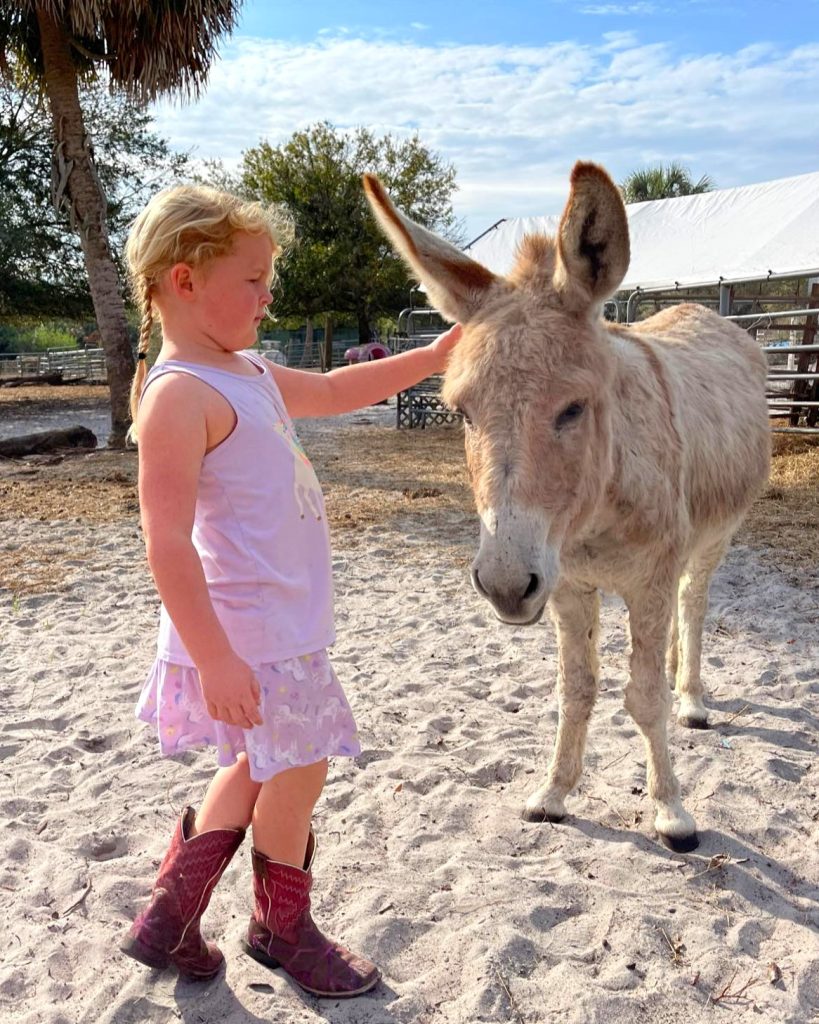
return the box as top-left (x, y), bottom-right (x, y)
top-left (303, 979), bottom-right (403, 1024)
top-left (708, 693), bottom-right (819, 741)
top-left (173, 970), bottom-right (402, 1023)
top-left (172, 974), bottom-right (279, 1024)
top-left (558, 816), bottom-right (819, 929)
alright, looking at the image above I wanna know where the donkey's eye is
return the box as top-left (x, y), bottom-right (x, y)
top-left (454, 406), bottom-right (473, 427)
top-left (555, 401), bottom-right (586, 431)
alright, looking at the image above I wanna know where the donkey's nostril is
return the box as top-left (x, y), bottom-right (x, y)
top-left (472, 568), bottom-right (488, 597)
top-left (523, 574), bottom-right (541, 600)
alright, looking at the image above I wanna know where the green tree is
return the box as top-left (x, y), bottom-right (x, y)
top-left (239, 122), bottom-right (461, 345)
top-left (0, 62), bottom-right (188, 318)
top-left (620, 162), bottom-right (715, 203)
top-left (0, 1), bottom-right (244, 446)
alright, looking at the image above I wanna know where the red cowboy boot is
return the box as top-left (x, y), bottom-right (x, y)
top-left (244, 831), bottom-right (380, 998)
top-left (121, 806), bottom-right (245, 980)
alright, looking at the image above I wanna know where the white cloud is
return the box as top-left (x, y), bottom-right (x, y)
top-left (151, 34), bottom-right (819, 239)
top-left (601, 30), bottom-right (641, 51)
top-left (578, 3), bottom-right (660, 14)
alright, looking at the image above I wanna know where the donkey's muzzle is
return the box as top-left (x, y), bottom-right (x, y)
top-left (471, 566), bottom-right (548, 625)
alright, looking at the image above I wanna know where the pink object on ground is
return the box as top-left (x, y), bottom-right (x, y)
top-left (344, 342), bottom-right (392, 364)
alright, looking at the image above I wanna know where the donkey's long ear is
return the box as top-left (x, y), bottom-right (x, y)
top-left (363, 174), bottom-right (499, 324)
top-left (554, 162), bottom-right (629, 312)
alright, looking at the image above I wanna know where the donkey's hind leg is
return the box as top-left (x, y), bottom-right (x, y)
top-left (666, 594), bottom-right (679, 689)
top-left (524, 582), bottom-right (599, 823)
top-left (676, 536), bottom-right (730, 729)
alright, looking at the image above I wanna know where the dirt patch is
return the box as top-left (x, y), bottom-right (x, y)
top-left (0, 449), bottom-right (140, 523)
top-left (0, 540), bottom-right (95, 596)
top-left (0, 382), bottom-right (108, 406)
top-left (0, 382), bottom-right (111, 443)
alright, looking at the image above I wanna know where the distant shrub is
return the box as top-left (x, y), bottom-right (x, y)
top-left (0, 320), bottom-right (86, 352)
top-left (31, 324), bottom-right (77, 350)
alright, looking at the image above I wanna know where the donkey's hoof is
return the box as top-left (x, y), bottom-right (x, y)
top-left (522, 806), bottom-right (564, 824)
top-left (678, 715), bottom-right (709, 730)
top-left (659, 830), bottom-right (699, 853)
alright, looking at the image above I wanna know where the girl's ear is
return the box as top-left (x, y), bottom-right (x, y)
top-left (168, 262), bottom-right (196, 299)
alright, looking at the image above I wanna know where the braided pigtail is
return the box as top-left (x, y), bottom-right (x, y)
top-left (127, 277), bottom-right (154, 443)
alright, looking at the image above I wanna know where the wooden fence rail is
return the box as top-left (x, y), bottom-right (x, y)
top-left (0, 348), bottom-right (107, 382)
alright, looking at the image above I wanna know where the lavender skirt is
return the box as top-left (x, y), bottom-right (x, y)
top-left (135, 650), bottom-right (360, 782)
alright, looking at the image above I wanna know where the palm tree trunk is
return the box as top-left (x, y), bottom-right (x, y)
top-left (36, 6), bottom-right (133, 448)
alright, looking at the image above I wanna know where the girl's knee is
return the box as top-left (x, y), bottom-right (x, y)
top-left (262, 758), bottom-right (328, 802)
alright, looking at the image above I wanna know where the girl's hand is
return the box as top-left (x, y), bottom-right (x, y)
top-left (429, 322), bottom-right (463, 372)
top-left (197, 651), bottom-right (264, 730)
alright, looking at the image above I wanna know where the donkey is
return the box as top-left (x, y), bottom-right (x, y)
top-left (364, 163), bottom-right (770, 852)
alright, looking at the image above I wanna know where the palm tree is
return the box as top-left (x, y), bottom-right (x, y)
top-left (620, 162), bottom-right (715, 204)
top-left (0, 2), bottom-right (243, 446)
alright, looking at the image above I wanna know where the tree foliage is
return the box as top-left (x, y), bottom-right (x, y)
top-left (0, 63), bottom-right (188, 317)
top-left (237, 122), bottom-right (461, 341)
top-left (619, 162), bottom-right (715, 203)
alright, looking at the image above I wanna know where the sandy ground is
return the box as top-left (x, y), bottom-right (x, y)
top-left (1, 391), bottom-right (818, 1024)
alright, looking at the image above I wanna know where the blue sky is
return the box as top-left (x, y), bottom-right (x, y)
top-left (236, 0), bottom-right (815, 52)
top-left (151, 0), bottom-right (819, 240)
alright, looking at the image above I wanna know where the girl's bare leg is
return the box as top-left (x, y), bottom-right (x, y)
top-left (252, 759), bottom-right (328, 866)
top-left (193, 753), bottom-right (263, 833)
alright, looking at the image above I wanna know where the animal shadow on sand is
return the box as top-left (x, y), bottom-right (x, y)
top-left (567, 816), bottom-right (819, 931)
top-left (709, 694), bottom-right (819, 750)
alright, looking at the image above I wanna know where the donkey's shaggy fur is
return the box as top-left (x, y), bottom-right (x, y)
top-left (365, 163), bottom-right (770, 851)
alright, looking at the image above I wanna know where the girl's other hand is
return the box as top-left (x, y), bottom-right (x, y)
top-left (198, 651), bottom-right (264, 730)
top-left (429, 322), bottom-right (463, 372)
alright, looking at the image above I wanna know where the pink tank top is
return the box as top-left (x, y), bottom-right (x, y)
top-left (141, 352), bottom-right (335, 667)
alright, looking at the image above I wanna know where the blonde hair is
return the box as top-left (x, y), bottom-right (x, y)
top-left (125, 184), bottom-right (290, 441)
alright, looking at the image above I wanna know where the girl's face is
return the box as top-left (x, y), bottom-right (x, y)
top-left (193, 231), bottom-right (275, 351)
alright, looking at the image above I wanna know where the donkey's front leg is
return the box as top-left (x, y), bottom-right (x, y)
top-left (524, 582), bottom-right (599, 823)
top-left (625, 588), bottom-right (698, 852)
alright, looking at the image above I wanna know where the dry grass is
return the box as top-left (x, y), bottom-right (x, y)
top-left (0, 382), bottom-right (105, 405)
top-left (737, 433), bottom-right (819, 566)
top-left (0, 542), bottom-right (93, 597)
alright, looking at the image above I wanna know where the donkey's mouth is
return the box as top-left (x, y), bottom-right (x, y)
top-left (490, 601), bottom-right (548, 627)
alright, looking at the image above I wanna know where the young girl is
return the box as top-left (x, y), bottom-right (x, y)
top-left (119, 184), bottom-right (462, 998)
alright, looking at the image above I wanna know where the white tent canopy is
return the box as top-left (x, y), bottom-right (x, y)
top-left (463, 170), bottom-right (819, 294)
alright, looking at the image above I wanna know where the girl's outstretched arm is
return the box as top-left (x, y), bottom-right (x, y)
top-left (271, 323), bottom-right (462, 418)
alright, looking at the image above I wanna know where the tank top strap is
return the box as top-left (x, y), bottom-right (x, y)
top-left (139, 353), bottom-right (271, 408)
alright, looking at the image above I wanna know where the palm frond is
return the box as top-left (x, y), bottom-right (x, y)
top-left (2, 1), bottom-right (243, 100)
top-left (619, 161), bottom-right (716, 203)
